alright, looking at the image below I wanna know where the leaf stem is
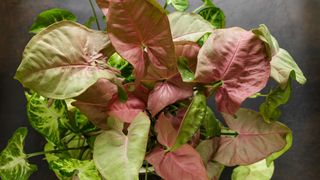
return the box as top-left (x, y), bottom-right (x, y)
top-left (145, 161), bottom-right (148, 180)
top-left (88, 0), bottom-right (101, 30)
top-left (163, 1), bottom-right (168, 10)
top-left (26, 146), bottom-right (89, 159)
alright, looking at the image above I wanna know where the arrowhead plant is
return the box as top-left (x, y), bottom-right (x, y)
top-left (3, 0), bottom-right (306, 180)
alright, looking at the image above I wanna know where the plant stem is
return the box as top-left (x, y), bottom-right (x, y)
top-left (26, 146), bottom-right (89, 159)
top-left (88, 0), bottom-right (101, 30)
top-left (163, 1), bottom-right (168, 10)
top-left (145, 161), bottom-right (148, 180)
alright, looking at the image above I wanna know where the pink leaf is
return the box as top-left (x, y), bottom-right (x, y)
top-left (195, 27), bottom-right (270, 114)
top-left (108, 94), bottom-right (146, 123)
top-left (72, 78), bottom-right (118, 129)
top-left (213, 108), bottom-right (291, 166)
top-left (146, 144), bottom-right (208, 180)
top-left (147, 80), bottom-right (193, 116)
top-left (155, 113), bottom-right (178, 148)
top-left (165, 108), bottom-right (187, 130)
top-left (104, 0), bottom-right (175, 80)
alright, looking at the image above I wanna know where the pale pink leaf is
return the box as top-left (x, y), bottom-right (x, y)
top-left (213, 108), bottom-right (291, 166)
top-left (155, 113), bottom-right (178, 148)
top-left (195, 27), bottom-right (270, 114)
top-left (108, 95), bottom-right (146, 123)
top-left (105, 0), bottom-right (175, 80)
top-left (146, 144), bottom-right (208, 180)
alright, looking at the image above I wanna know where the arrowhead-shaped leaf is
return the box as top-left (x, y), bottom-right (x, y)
top-left (232, 159), bottom-right (274, 180)
top-left (213, 108), bottom-right (291, 166)
top-left (260, 79), bottom-right (292, 123)
top-left (26, 92), bottom-right (69, 145)
top-left (51, 159), bottom-right (100, 180)
top-left (15, 21), bottom-right (117, 99)
top-left (108, 94), bottom-right (146, 123)
top-left (155, 113), bottom-right (178, 148)
top-left (252, 24), bottom-right (306, 87)
top-left (169, 12), bottom-right (213, 42)
top-left (29, 8), bottom-right (77, 33)
top-left (171, 91), bottom-right (207, 151)
top-left (103, 0), bottom-right (175, 80)
top-left (146, 145), bottom-right (208, 180)
top-left (93, 112), bottom-right (150, 180)
top-left (0, 128), bottom-right (37, 180)
top-left (148, 80), bottom-right (193, 116)
top-left (195, 27), bottom-right (270, 114)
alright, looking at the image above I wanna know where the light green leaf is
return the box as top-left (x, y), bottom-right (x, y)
top-left (177, 57), bottom-right (195, 82)
top-left (232, 159), bottom-right (274, 180)
top-left (266, 130), bottom-right (292, 166)
top-left (252, 24), bottom-right (306, 87)
top-left (51, 159), bottom-right (101, 180)
top-left (202, 107), bottom-right (221, 138)
top-left (207, 161), bottom-right (224, 180)
top-left (0, 128), bottom-right (37, 180)
top-left (170, 0), bottom-right (189, 11)
top-left (15, 21), bottom-right (117, 99)
top-left (26, 92), bottom-right (69, 145)
top-left (168, 12), bottom-right (214, 42)
top-left (259, 79), bottom-right (292, 123)
top-left (271, 48), bottom-right (307, 87)
top-left (29, 8), bottom-right (77, 34)
top-left (171, 91), bottom-right (207, 151)
top-left (93, 112), bottom-right (150, 180)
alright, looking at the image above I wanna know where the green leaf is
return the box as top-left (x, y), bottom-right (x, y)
top-left (177, 57), bottom-right (195, 82)
top-left (93, 112), bottom-right (150, 180)
top-left (26, 92), bottom-right (69, 145)
top-left (170, 0), bottom-right (189, 11)
top-left (117, 85), bottom-right (128, 102)
top-left (72, 109), bottom-right (96, 133)
top-left (51, 159), bottom-right (101, 180)
top-left (0, 128), bottom-right (37, 180)
top-left (207, 161), bottom-right (224, 180)
top-left (198, 6), bottom-right (225, 29)
top-left (168, 12), bottom-right (214, 42)
top-left (108, 53), bottom-right (134, 82)
top-left (29, 8), bottom-right (77, 34)
top-left (15, 21), bottom-right (117, 99)
top-left (266, 130), bottom-right (292, 166)
top-left (202, 107), bottom-right (221, 138)
top-left (232, 159), bottom-right (274, 180)
top-left (84, 16), bottom-right (97, 28)
top-left (171, 91), bottom-right (207, 151)
top-left (271, 48), bottom-right (307, 87)
top-left (252, 24), bottom-right (306, 87)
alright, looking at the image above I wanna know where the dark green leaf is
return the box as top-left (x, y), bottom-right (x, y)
top-left (0, 128), bottom-right (37, 180)
top-left (117, 85), bottom-right (128, 102)
top-left (171, 91), bottom-right (207, 151)
top-left (29, 8), bottom-right (77, 33)
top-left (259, 79), bottom-right (292, 123)
top-left (51, 159), bottom-right (101, 180)
top-left (202, 107), bottom-right (221, 138)
top-left (108, 53), bottom-right (135, 82)
top-left (198, 6), bottom-right (225, 29)
top-left (26, 92), bottom-right (69, 145)
top-left (177, 57), bottom-right (195, 82)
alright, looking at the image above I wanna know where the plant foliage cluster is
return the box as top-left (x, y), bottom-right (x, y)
top-left (0, 0), bottom-right (306, 179)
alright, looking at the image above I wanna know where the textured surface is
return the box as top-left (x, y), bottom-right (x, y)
top-left (0, 0), bottom-right (319, 179)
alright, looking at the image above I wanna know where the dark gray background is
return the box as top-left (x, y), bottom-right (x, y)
top-left (1, 0), bottom-right (319, 179)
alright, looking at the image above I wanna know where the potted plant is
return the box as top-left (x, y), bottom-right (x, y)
top-left (0, 0), bottom-right (306, 179)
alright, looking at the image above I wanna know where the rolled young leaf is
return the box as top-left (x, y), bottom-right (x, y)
top-left (29, 8), bottom-right (77, 33)
top-left (15, 21), bottom-right (118, 99)
top-left (26, 92), bottom-right (69, 146)
top-left (232, 159), bottom-right (274, 180)
top-left (266, 131), bottom-right (292, 166)
top-left (93, 112), bottom-right (150, 180)
top-left (213, 108), bottom-right (291, 166)
top-left (195, 27), bottom-right (270, 114)
top-left (0, 128), bottom-right (37, 180)
top-left (171, 90), bottom-right (207, 151)
top-left (102, 0), bottom-right (176, 80)
top-left (169, 12), bottom-right (214, 42)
